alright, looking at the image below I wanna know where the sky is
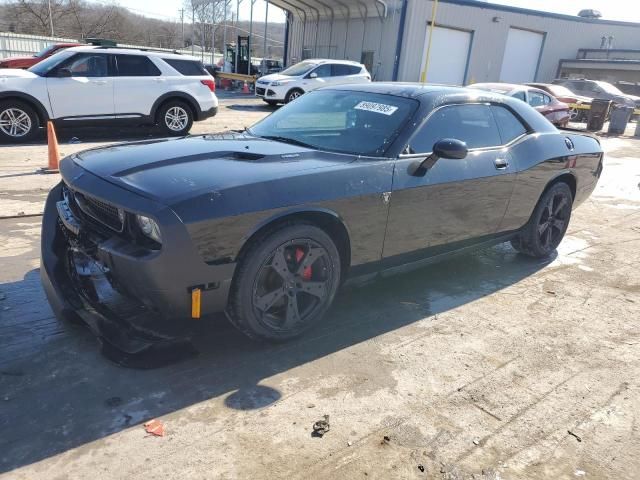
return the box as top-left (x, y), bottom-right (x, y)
top-left (110, 0), bottom-right (639, 24)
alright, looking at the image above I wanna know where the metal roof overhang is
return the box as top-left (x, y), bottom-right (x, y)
top-left (268, 0), bottom-right (390, 22)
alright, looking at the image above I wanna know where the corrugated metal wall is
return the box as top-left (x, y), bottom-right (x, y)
top-left (285, 1), bottom-right (404, 81)
top-left (285, 0), bottom-right (640, 83)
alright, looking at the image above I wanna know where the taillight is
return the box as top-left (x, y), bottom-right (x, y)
top-left (200, 79), bottom-right (215, 92)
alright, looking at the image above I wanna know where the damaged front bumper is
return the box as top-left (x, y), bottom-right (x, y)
top-left (40, 167), bottom-right (235, 364)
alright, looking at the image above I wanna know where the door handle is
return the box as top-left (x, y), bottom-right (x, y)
top-left (155, 78), bottom-right (166, 82)
top-left (494, 158), bottom-right (509, 170)
top-left (91, 80), bottom-right (107, 85)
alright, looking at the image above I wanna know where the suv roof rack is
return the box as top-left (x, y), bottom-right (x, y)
top-left (85, 38), bottom-right (117, 47)
top-left (93, 45), bottom-right (182, 55)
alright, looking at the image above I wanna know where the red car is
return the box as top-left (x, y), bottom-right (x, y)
top-left (0, 43), bottom-right (82, 69)
top-left (526, 83), bottom-right (592, 122)
top-left (469, 82), bottom-right (571, 127)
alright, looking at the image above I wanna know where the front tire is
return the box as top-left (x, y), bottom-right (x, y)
top-left (157, 100), bottom-right (194, 136)
top-left (511, 182), bottom-right (573, 258)
top-left (285, 89), bottom-right (304, 103)
top-left (227, 223), bottom-right (341, 342)
top-left (0, 100), bottom-right (38, 143)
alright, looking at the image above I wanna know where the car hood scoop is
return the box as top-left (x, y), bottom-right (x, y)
top-left (72, 134), bottom-right (349, 203)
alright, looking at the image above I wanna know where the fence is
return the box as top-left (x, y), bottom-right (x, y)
top-left (0, 31), bottom-right (226, 64)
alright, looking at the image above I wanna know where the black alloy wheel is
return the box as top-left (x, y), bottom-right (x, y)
top-left (511, 182), bottom-right (573, 258)
top-left (227, 223), bottom-right (341, 341)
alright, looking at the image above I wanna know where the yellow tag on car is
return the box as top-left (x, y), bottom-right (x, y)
top-left (191, 288), bottom-right (201, 319)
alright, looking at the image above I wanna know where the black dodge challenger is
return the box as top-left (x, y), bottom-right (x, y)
top-left (41, 83), bottom-right (603, 353)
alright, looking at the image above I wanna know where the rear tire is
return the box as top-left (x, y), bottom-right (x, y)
top-left (0, 100), bottom-right (39, 143)
top-left (157, 100), bottom-right (194, 136)
top-left (511, 182), bottom-right (573, 258)
top-left (227, 223), bottom-right (341, 342)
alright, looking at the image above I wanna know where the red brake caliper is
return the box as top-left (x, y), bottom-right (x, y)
top-left (295, 248), bottom-right (313, 280)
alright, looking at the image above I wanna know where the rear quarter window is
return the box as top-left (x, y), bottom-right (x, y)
top-left (163, 58), bottom-right (209, 76)
top-left (491, 106), bottom-right (527, 144)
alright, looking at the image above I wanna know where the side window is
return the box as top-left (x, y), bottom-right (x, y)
top-left (163, 58), bottom-right (208, 76)
top-left (568, 81), bottom-right (583, 92)
top-left (491, 106), bottom-right (527, 144)
top-left (542, 93), bottom-right (552, 105)
top-left (332, 64), bottom-right (361, 76)
top-left (115, 55), bottom-right (161, 76)
top-left (410, 104), bottom-right (502, 153)
top-left (311, 64), bottom-right (331, 78)
top-left (512, 91), bottom-right (526, 102)
top-left (59, 53), bottom-right (109, 77)
top-left (528, 91), bottom-right (545, 107)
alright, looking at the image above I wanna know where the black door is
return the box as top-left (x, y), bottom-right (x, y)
top-left (382, 103), bottom-right (524, 263)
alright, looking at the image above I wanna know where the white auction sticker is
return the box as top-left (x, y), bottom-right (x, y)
top-left (354, 101), bottom-right (398, 116)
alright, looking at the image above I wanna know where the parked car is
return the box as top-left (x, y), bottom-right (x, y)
top-left (552, 78), bottom-right (640, 110)
top-left (469, 83), bottom-right (571, 127)
top-left (0, 43), bottom-right (82, 69)
top-left (255, 59), bottom-right (371, 105)
top-left (0, 46), bottom-right (217, 142)
top-left (525, 82), bottom-right (592, 122)
top-left (41, 83), bottom-right (603, 354)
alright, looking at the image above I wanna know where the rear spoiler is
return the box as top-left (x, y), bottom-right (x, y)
top-left (556, 126), bottom-right (600, 144)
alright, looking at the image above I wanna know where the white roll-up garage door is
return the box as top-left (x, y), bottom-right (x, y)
top-left (420, 25), bottom-right (472, 86)
top-left (499, 28), bottom-right (544, 83)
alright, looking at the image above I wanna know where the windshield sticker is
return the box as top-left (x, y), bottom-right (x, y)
top-left (354, 101), bottom-right (399, 116)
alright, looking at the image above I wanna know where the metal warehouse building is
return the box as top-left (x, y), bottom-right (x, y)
top-left (268, 0), bottom-right (640, 85)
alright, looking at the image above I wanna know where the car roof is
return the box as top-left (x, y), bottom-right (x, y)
top-left (469, 82), bottom-right (525, 94)
top-left (301, 58), bottom-right (363, 66)
top-left (64, 45), bottom-right (198, 61)
top-left (324, 82), bottom-right (558, 134)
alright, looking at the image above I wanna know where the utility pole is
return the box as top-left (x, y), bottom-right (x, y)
top-left (263, 0), bottom-right (269, 67)
top-left (47, 0), bottom-right (54, 36)
top-left (248, 0), bottom-right (257, 75)
top-left (236, 0), bottom-right (242, 74)
top-left (222, 0), bottom-right (228, 67)
top-left (191, 7), bottom-right (195, 55)
top-left (180, 9), bottom-right (185, 48)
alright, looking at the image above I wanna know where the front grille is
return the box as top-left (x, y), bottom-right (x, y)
top-left (256, 87), bottom-right (266, 95)
top-left (64, 184), bottom-right (124, 233)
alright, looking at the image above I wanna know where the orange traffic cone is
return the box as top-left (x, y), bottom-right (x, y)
top-left (41, 121), bottom-right (60, 174)
top-left (242, 81), bottom-right (250, 94)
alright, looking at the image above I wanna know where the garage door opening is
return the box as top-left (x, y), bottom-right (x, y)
top-left (420, 25), bottom-right (472, 86)
top-left (499, 28), bottom-right (545, 83)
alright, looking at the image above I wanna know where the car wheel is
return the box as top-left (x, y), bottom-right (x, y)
top-left (569, 107), bottom-right (580, 122)
top-left (227, 223), bottom-right (341, 342)
top-left (511, 182), bottom-right (573, 258)
top-left (157, 100), bottom-right (194, 136)
top-left (0, 101), bottom-right (38, 143)
top-left (285, 89), bottom-right (304, 103)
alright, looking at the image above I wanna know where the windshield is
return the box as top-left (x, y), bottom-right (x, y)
top-left (548, 85), bottom-right (575, 97)
top-left (596, 81), bottom-right (624, 95)
top-left (28, 50), bottom-right (75, 76)
top-left (248, 90), bottom-right (418, 156)
top-left (280, 61), bottom-right (316, 76)
top-left (34, 45), bottom-right (55, 58)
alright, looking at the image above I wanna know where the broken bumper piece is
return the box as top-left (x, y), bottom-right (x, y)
top-left (40, 182), bottom-right (197, 367)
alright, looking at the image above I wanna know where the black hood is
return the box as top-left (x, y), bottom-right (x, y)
top-left (69, 133), bottom-right (353, 204)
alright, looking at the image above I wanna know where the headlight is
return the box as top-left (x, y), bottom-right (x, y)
top-left (136, 214), bottom-right (162, 244)
top-left (271, 80), bottom-right (293, 86)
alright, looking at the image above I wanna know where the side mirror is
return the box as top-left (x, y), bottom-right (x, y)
top-left (433, 138), bottom-right (468, 159)
top-left (408, 138), bottom-right (468, 176)
top-left (309, 72), bottom-right (318, 79)
top-left (57, 68), bottom-right (72, 78)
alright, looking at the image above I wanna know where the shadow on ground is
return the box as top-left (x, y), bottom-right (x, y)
top-left (0, 243), bottom-right (553, 472)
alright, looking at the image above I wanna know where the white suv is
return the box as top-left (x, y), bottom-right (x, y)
top-left (0, 46), bottom-right (218, 142)
top-left (255, 59), bottom-right (371, 105)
